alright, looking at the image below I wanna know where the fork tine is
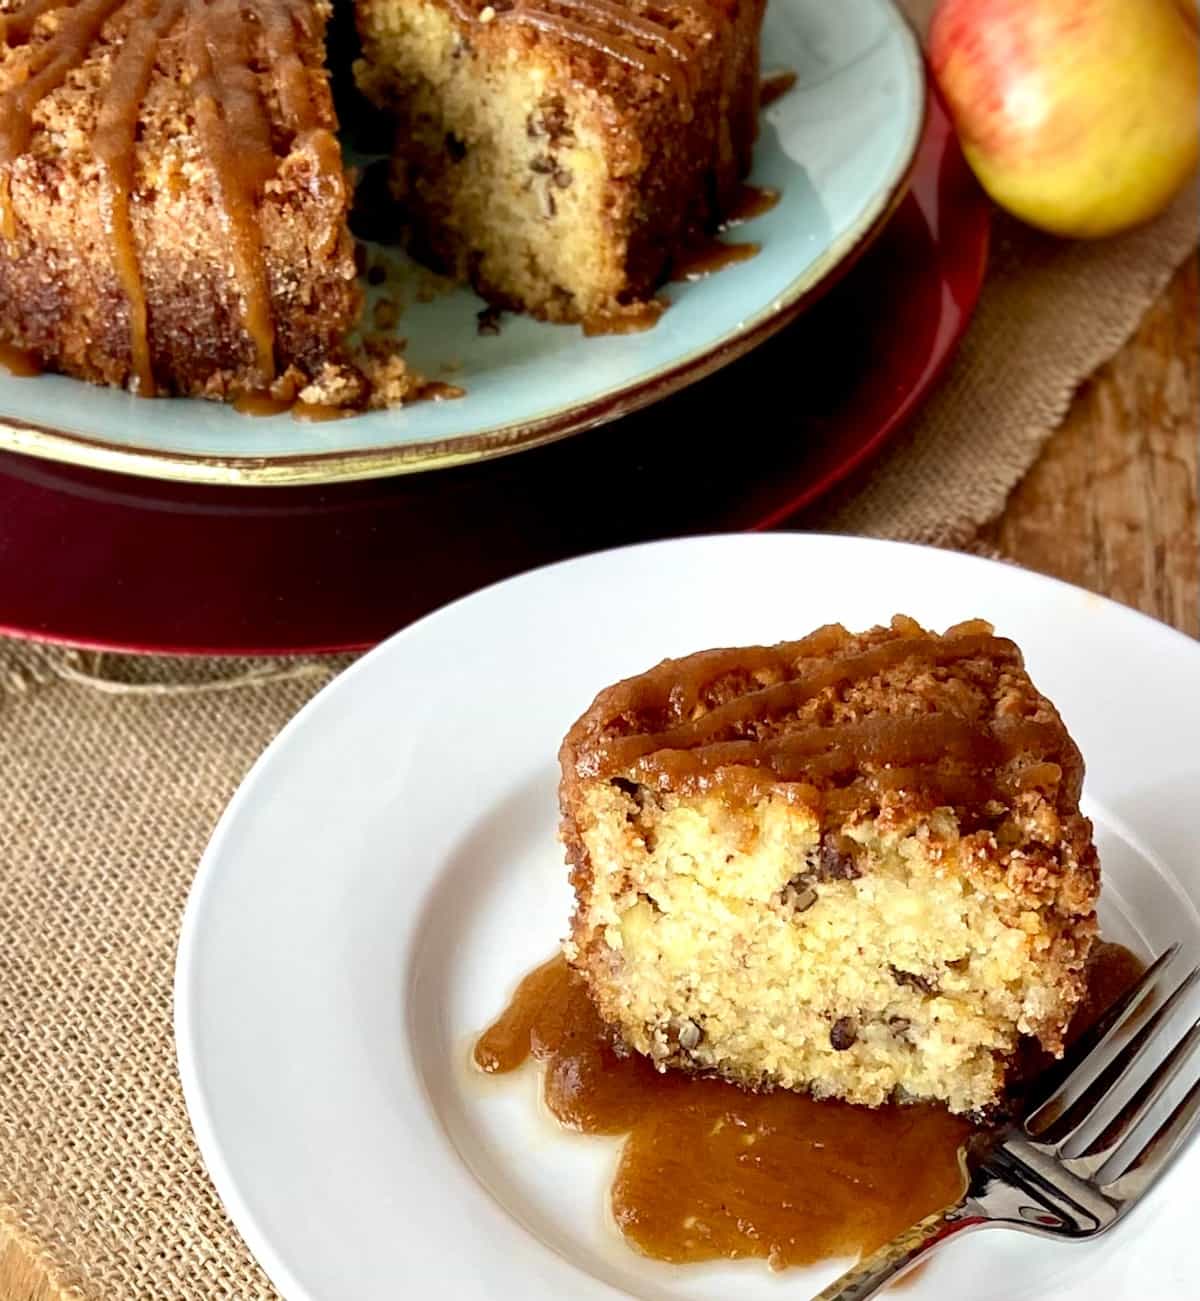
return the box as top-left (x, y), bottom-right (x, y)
top-left (1025, 944), bottom-right (1180, 1137)
top-left (1050, 966), bottom-right (1200, 1154)
top-left (1098, 1068), bottom-right (1200, 1201)
top-left (1066, 1010), bottom-right (1200, 1169)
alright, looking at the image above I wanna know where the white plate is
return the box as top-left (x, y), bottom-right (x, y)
top-left (176, 535), bottom-right (1200, 1299)
top-left (0, 0), bottom-right (923, 485)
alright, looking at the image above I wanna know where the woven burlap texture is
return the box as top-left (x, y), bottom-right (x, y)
top-left (0, 653), bottom-right (350, 1300)
top-left (804, 180), bottom-right (1200, 542)
top-left (2, 5), bottom-right (1199, 1294)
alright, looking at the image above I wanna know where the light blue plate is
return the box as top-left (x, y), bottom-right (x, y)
top-left (0, 0), bottom-right (923, 485)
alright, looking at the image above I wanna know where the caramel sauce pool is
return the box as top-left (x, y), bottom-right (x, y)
top-left (670, 239), bottom-right (761, 283)
top-left (0, 342), bottom-right (40, 377)
top-left (232, 391), bottom-right (293, 418)
top-left (475, 942), bottom-right (1142, 1271)
top-left (291, 400), bottom-right (354, 423)
top-left (723, 184), bottom-right (781, 227)
top-left (232, 393), bottom-right (354, 421)
top-left (475, 955), bottom-right (968, 1269)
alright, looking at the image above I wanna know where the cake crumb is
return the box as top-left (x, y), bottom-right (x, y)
top-left (297, 362), bottom-right (369, 410)
top-left (365, 357), bottom-right (416, 409)
top-left (477, 304), bottom-right (504, 336)
top-left (354, 336), bottom-right (425, 410)
top-left (372, 297), bottom-right (402, 331)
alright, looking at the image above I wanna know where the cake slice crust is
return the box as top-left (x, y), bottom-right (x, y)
top-left (0, 0), bottom-right (378, 402)
top-left (560, 616), bottom-right (1100, 1114)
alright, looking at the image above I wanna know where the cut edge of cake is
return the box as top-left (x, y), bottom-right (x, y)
top-left (559, 615), bottom-right (1100, 1116)
top-left (353, 0), bottom-right (765, 327)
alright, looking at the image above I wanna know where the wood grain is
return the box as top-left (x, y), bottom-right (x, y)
top-left (982, 254), bottom-right (1199, 636)
top-left (0, 1235), bottom-right (62, 1301)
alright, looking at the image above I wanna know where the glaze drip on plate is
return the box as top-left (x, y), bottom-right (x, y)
top-left (474, 952), bottom-right (972, 1269)
top-left (475, 944), bottom-right (1144, 1268)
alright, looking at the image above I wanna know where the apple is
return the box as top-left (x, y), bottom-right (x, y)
top-left (929, 0), bottom-right (1200, 238)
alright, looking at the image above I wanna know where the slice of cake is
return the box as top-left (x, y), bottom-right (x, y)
top-left (559, 616), bottom-right (1099, 1115)
top-left (0, 0), bottom-right (407, 405)
top-left (354, 0), bottom-right (765, 327)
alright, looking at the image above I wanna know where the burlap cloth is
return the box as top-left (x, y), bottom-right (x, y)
top-left (2, 1), bottom-right (1198, 1293)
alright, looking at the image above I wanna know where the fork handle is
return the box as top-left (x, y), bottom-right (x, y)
top-left (812, 1201), bottom-right (987, 1300)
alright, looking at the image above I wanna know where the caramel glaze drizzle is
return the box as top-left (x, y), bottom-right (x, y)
top-left (0, 0), bottom-right (77, 48)
top-left (94, 0), bottom-right (185, 397)
top-left (2, 0), bottom-right (338, 393)
top-left (445, 0), bottom-right (696, 101)
top-left (185, 0), bottom-right (277, 385)
top-left (550, 0), bottom-right (690, 62)
top-left (0, 172), bottom-right (14, 239)
top-left (259, 0), bottom-right (343, 261)
top-left (509, 9), bottom-right (686, 99)
top-left (0, 0), bottom-right (129, 161)
top-left (758, 67), bottom-right (796, 109)
top-left (582, 630), bottom-right (1013, 768)
top-left (631, 714), bottom-right (1069, 806)
top-left (573, 624), bottom-right (1078, 812)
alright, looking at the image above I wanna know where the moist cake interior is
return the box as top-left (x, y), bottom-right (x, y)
top-left (354, 0), bottom-right (764, 327)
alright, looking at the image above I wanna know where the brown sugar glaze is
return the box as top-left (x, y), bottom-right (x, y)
top-left (414, 378), bottom-right (466, 401)
top-left (670, 238), bottom-right (760, 282)
top-left (443, 0), bottom-right (695, 103)
top-left (0, 340), bottom-right (40, 375)
top-left (92, 0), bottom-right (185, 397)
top-left (233, 392), bottom-right (354, 422)
top-left (476, 941), bottom-right (1143, 1270)
top-left (0, 0), bottom-right (342, 393)
top-left (232, 390), bottom-right (293, 417)
top-left (570, 622), bottom-right (1084, 820)
top-left (290, 399), bottom-right (355, 423)
top-left (723, 184), bottom-right (780, 226)
top-left (759, 67), bottom-right (797, 107)
top-left (663, 186), bottom-right (776, 285)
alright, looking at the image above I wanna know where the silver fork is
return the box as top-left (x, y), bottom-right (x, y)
top-left (816, 944), bottom-right (1200, 1300)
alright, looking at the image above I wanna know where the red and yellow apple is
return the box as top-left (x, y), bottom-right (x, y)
top-left (930, 0), bottom-right (1200, 238)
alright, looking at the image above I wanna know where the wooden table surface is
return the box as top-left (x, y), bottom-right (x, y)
top-left (1, 254), bottom-right (1196, 1301)
top-left (981, 252), bottom-right (1199, 637)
